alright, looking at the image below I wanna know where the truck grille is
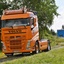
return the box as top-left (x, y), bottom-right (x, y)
top-left (10, 46), bottom-right (21, 49)
top-left (10, 40), bottom-right (21, 45)
top-left (10, 40), bottom-right (21, 50)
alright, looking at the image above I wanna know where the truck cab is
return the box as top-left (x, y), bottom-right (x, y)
top-left (1, 8), bottom-right (51, 57)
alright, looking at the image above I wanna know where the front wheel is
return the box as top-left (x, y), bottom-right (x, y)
top-left (35, 42), bottom-right (40, 54)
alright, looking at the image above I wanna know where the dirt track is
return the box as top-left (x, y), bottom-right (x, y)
top-left (0, 54), bottom-right (24, 63)
top-left (0, 53), bottom-right (32, 63)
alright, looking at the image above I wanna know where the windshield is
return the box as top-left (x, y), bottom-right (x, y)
top-left (2, 18), bottom-right (30, 27)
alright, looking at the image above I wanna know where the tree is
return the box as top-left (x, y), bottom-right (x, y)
top-left (51, 29), bottom-right (56, 35)
top-left (0, 0), bottom-right (10, 15)
top-left (6, 0), bottom-right (23, 9)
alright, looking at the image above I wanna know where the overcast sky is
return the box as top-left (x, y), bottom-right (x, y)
top-left (50, 0), bottom-right (64, 32)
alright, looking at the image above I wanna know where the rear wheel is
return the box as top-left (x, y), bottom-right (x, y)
top-left (46, 40), bottom-right (51, 51)
top-left (5, 53), bottom-right (13, 57)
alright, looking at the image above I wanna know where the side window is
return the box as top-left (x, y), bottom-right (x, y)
top-left (2, 20), bottom-right (5, 27)
top-left (30, 18), bottom-right (34, 25)
top-left (30, 18), bottom-right (34, 29)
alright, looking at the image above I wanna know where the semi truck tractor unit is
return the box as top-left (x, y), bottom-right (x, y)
top-left (1, 8), bottom-right (51, 57)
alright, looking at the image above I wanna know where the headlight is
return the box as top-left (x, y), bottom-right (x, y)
top-left (26, 40), bottom-right (31, 50)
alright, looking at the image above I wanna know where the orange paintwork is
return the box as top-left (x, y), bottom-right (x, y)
top-left (1, 9), bottom-right (48, 54)
top-left (1, 14), bottom-right (30, 20)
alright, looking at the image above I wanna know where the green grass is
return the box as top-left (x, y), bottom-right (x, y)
top-left (40, 29), bottom-right (64, 46)
top-left (1, 47), bottom-right (64, 64)
top-left (43, 32), bottom-right (64, 46)
top-left (0, 51), bottom-right (5, 58)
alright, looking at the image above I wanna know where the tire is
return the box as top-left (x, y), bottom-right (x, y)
top-left (46, 40), bottom-right (51, 51)
top-left (5, 53), bottom-right (13, 57)
top-left (35, 42), bottom-right (40, 54)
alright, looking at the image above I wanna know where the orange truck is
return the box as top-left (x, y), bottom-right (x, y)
top-left (1, 8), bottom-right (51, 57)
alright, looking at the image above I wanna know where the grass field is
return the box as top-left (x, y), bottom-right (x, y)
top-left (0, 47), bottom-right (64, 64)
top-left (43, 33), bottom-right (64, 46)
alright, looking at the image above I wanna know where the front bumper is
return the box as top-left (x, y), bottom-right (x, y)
top-left (2, 49), bottom-right (34, 54)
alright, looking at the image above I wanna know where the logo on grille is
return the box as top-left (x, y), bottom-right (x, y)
top-left (9, 30), bottom-right (22, 33)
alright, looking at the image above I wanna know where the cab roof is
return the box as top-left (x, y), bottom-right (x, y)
top-left (1, 7), bottom-right (37, 20)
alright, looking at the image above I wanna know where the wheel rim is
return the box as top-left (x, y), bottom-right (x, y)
top-left (36, 48), bottom-right (39, 53)
top-left (35, 45), bottom-right (39, 54)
